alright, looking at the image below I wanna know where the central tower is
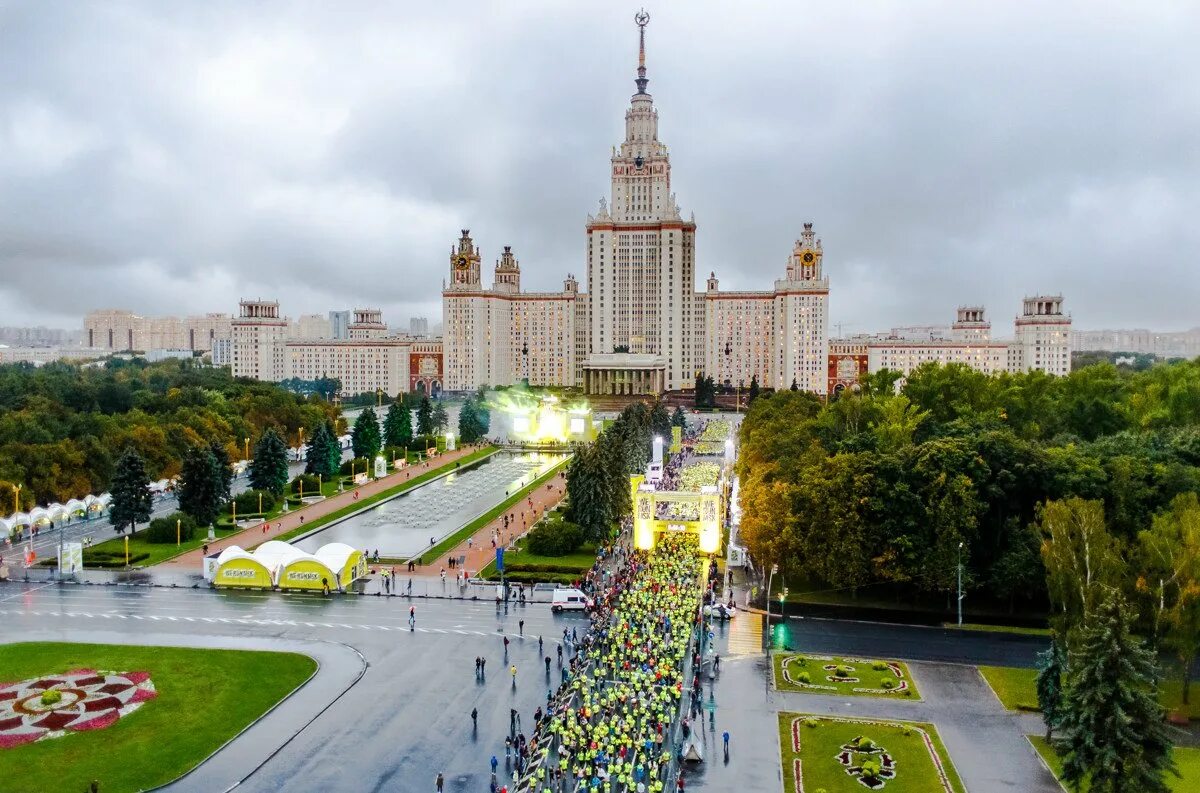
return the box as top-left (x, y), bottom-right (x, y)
top-left (585, 10), bottom-right (698, 391)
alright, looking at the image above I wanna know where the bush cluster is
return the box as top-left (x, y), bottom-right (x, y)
top-left (145, 511), bottom-right (198, 544)
top-left (40, 689), bottom-right (62, 705)
top-left (230, 489), bottom-right (276, 516)
top-left (871, 661), bottom-right (888, 671)
top-left (290, 474), bottom-right (320, 494)
top-left (339, 457), bottom-right (372, 476)
top-left (525, 516), bottom-right (585, 557)
top-left (835, 665), bottom-right (853, 678)
top-left (82, 550), bottom-right (151, 568)
top-left (880, 678), bottom-right (895, 689)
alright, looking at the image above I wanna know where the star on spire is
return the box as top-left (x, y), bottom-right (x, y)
top-left (634, 9), bottom-right (650, 94)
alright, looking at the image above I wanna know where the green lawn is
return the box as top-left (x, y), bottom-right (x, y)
top-left (774, 652), bottom-right (921, 700)
top-left (265, 446), bottom-right (499, 547)
top-left (1030, 735), bottom-right (1200, 792)
top-left (414, 454), bottom-right (571, 565)
top-left (81, 524), bottom-right (241, 568)
top-left (779, 712), bottom-right (965, 792)
top-left (980, 665), bottom-right (1200, 720)
top-left (0, 642), bottom-right (315, 793)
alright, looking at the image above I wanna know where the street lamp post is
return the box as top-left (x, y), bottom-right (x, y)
top-left (765, 562), bottom-right (778, 649)
top-left (956, 541), bottom-right (964, 627)
top-left (244, 437), bottom-right (250, 463)
top-left (176, 517), bottom-right (181, 547)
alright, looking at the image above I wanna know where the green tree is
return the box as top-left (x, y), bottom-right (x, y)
top-left (108, 447), bottom-right (152, 534)
top-left (178, 446), bottom-right (223, 527)
top-left (790, 377), bottom-right (798, 392)
top-left (1057, 589), bottom-right (1176, 793)
top-left (566, 445), bottom-right (611, 541)
top-left (416, 396), bottom-right (434, 436)
top-left (208, 440), bottom-right (232, 505)
top-left (458, 398), bottom-right (485, 444)
top-left (432, 400), bottom-right (449, 434)
top-left (474, 388), bottom-right (491, 434)
top-left (1039, 498), bottom-right (1127, 637)
top-left (1036, 634), bottom-right (1067, 740)
top-left (748, 374), bottom-right (760, 402)
top-left (248, 427), bottom-right (289, 496)
top-left (649, 400), bottom-right (671, 444)
top-left (383, 400), bottom-right (414, 449)
top-left (303, 422), bottom-right (340, 478)
top-left (351, 407), bottom-right (382, 460)
top-left (1137, 492), bottom-right (1200, 704)
top-left (671, 405), bottom-right (687, 428)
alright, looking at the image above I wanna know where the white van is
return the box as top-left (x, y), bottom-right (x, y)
top-left (550, 588), bottom-right (592, 613)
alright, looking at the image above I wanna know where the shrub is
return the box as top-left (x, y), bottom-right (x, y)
top-left (145, 512), bottom-right (198, 544)
top-left (526, 517), bottom-right (585, 557)
top-left (854, 736), bottom-right (875, 751)
top-left (290, 474), bottom-right (320, 494)
top-left (803, 718), bottom-right (819, 729)
top-left (902, 727), bottom-right (913, 737)
top-left (902, 688), bottom-right (913, 697)
top-left (880, 678), bottom-right (895, 689)
top-left (339, 456), bottom-right (372, 476)
top-left (231, 489), bottom-right (276, 516)
top-left (412, 434), bottom-right (438, 451)
top-left (860, 760), bottom-right (881, 780)
top-left (872, 661), bottom-right (888, 671)
top-left (508, 562), bottom-right (592, 575)
top-left (835, 665), bottom-right (853, 678)
top-left (796, 671), bottom-right (811, 684)
top-left (40, 689), bottom-right (62, 705)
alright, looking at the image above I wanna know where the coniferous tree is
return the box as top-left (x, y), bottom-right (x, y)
top-left (474, 387), bottom-right (491, 434)
top-left (416, 396), bottom-right (434, 436)
top-left (109, 447), bottom-right (152, 534)
top-left (249, 427), bottom-right (289, 496)
top-left (432, 400), bottom-right (449, 434)
top-left (1057, 589), bottom-right (1176, 793)
top-left (1036, 633), bottom-right (1067, 740)
top-left (351, 407), bottom-right (382, 460)
top-left (671, 405), bottom-right (687, 428)
top-left (458, 398), bottom-right (483, 443)
top-left (178, 446), bottom-right (223, 527)
top-left (321, 420), bottom-right (342, 475)
top-left (383, 400), bottom-right (414, 449)
top-left (566, 445), bottom-right (610, 541)
top-left (208, 440), bottom-right (233, 505)
top-left (649, 400), bottom-right (671, 444)
top-left (693, 374), bottom-right (705, 408)
top-left (790, 377), bottom-right (799, 391)
top-left (304, 422), bottom-right (328, 476)
top-left (748, 374), bottom-right (761, 402)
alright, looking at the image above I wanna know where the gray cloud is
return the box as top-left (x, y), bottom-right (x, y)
top-left (1, 1), bottom-right (1197, 333)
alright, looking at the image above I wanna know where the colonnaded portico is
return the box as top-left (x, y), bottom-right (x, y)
top-left (582, 352), bottom-right (667, 396)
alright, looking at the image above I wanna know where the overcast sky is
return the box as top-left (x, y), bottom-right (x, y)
top-left (1, 1), bottom-right (1198, 335)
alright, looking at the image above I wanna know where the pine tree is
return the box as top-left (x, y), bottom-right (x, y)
top-left (432, 400), bottom-right (449, 434)
top-left (748, 374), bottom-right (760, 402)
top-left (693, 374), bottom-right (705, 408)
top-left (178, 446), bottom-right (223, 527)
top-left (208, 440), bottom-right (233, 505)
top-left (790, 377), bottom-right (799, 391)
top-left (109, 447), bottom-right (152, 534)
top-left (352, 407), bottom-right (382, 460)
top-left (1036, 633), bottom-right (1067, 740)
top-left (475, 387), bottom-right (491, 434)
top-left (671, 405), bottom-right (687, 428)
top-left (567, 445), bottom-right (611, 541)
top-left (1057, 589), bottom-right (1176, 793)
top-left (458, 398), bottom-right (482, 443)
top-left (649, 400), bottom-right (671, 444)
top-left (383, 400), bottom-right (414, 448)
top-left (249, 427), bottom-right (289, 496)
top-left (321, 420), bottom-right (342, 475)
top-left (416, 396), bottom-right (434, 436)
top-left (304, 423), bottom-right (329, 476)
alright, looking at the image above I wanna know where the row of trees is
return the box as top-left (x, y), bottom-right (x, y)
top-left (1032, 493), bottom-right (1200, 791)
top-left (0, 358), bottom-right (338, 506)
top-left (565, 402), bottom-right (666, 540)
top-left (736, 359), bottom-right (1200, 609)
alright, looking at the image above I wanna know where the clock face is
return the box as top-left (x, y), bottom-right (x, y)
top-left (634, 155), bottom-right (644, 169)
top-left (802, 251), bottom-right (815, 264)
top-left (455, 255), bottom-right (468, 270)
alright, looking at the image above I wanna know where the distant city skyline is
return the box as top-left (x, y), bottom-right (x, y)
top-left (2, 3), bottom-right (1199, 331)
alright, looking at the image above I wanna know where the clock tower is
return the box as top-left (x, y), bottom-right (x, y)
top-left (447, 229), bottom-right (482, 290)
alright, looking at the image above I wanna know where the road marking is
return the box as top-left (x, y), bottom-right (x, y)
top-left (0, 583), bottom-right (52, 602)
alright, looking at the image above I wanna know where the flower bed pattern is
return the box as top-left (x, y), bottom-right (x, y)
top-left (0, 669), bottom-right (157, 749)
top-left (784, 714), bottom-right (961, 793)
top-left (775, 654), bottom-right (920, 699)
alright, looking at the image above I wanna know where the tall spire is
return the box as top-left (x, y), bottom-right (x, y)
top-left (634, 9), bottom-right (650, 94)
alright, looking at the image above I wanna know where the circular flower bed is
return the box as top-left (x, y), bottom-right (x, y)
top-left (0, 669), bottom-right (157, 749)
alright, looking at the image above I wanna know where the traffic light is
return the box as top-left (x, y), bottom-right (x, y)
top-left (772, 621), bottom-right (789, 649)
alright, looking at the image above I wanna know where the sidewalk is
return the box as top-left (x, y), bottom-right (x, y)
top-left (160, 445), bottom-right (494, 569)
top-left (407, 469), bottom-right (569, 577)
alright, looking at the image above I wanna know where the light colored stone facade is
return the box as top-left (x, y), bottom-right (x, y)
top-left (84, 309), bottom-right (232, 352)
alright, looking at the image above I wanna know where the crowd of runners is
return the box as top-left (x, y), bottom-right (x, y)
top-left (505, 532), bottom-right (710, 792)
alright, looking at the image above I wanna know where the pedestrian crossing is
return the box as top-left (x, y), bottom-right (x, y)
top-left (0, 607), bottom-right (510, 637)
top-left (727, 610), bottom-right (764, 656)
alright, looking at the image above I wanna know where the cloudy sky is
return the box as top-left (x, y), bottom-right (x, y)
top-left (1, 1), bottom-right (1197, 334)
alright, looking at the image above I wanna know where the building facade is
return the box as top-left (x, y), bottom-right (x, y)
top-left (84, 310), bottom-right (232, 353)
top-left (441, 13), bottom-right (832, 396)
top-left (1070, 327), bottom-right (1200, 359)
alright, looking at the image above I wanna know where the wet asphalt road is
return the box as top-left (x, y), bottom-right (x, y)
top-left (0, 581), bottom-right (588, 792)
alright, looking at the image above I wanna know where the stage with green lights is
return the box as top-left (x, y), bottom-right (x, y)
top-left (496, 391), bottom-right (595, 446)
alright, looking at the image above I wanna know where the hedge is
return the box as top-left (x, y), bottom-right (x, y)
top-left (145, 512), bottom-right (198, 544)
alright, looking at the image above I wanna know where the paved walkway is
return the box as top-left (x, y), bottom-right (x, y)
top-left (160, 445), bottom-right (493, 569)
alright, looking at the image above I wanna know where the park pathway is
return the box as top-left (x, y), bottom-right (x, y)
top-left (159, 445), bottom-right (492, 570)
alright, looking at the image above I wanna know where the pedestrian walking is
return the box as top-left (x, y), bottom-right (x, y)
top-left (436, 772), bottom-right (444, 791)
top-left (409, 605), bottom-right (416, 630)
top-left (503, 636), bottom-right (510, 654)
top-left (510, 664), bottom-right (517, 687)
top-left (544, 656), bottom-right (551, 674)
top-left (481, 657), bottom-right (487, 674)
top-left (518, 619), bottom-right (524, 636)
top-left (538, 635), bottom-right (543, 653)
top-left (471, 707), bottom-right (478, 728)
top-left (723, 730), bottom-right (730, 761)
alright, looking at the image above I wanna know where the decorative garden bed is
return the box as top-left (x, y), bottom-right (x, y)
top-left (779, 712), bottom-right (965, 792)
top-left (774, 653), bottom-right (922, 700)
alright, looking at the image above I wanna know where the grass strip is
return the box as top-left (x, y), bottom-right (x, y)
top-left (944, 622), bottom-right (1051, 637)
top-left (0, 642), bottom-right (315, 793)
top-left (1030, 735), bottom-right (1200, 792)
top-left (412, 455), bottom-right (571, 565)
top-left (263, 446), bottom-right (498, 547)
top-left (773, 652), bottom-right (921, 700)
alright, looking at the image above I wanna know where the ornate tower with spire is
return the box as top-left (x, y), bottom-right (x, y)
top-left (585, 9), bottom-right (698, 392)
